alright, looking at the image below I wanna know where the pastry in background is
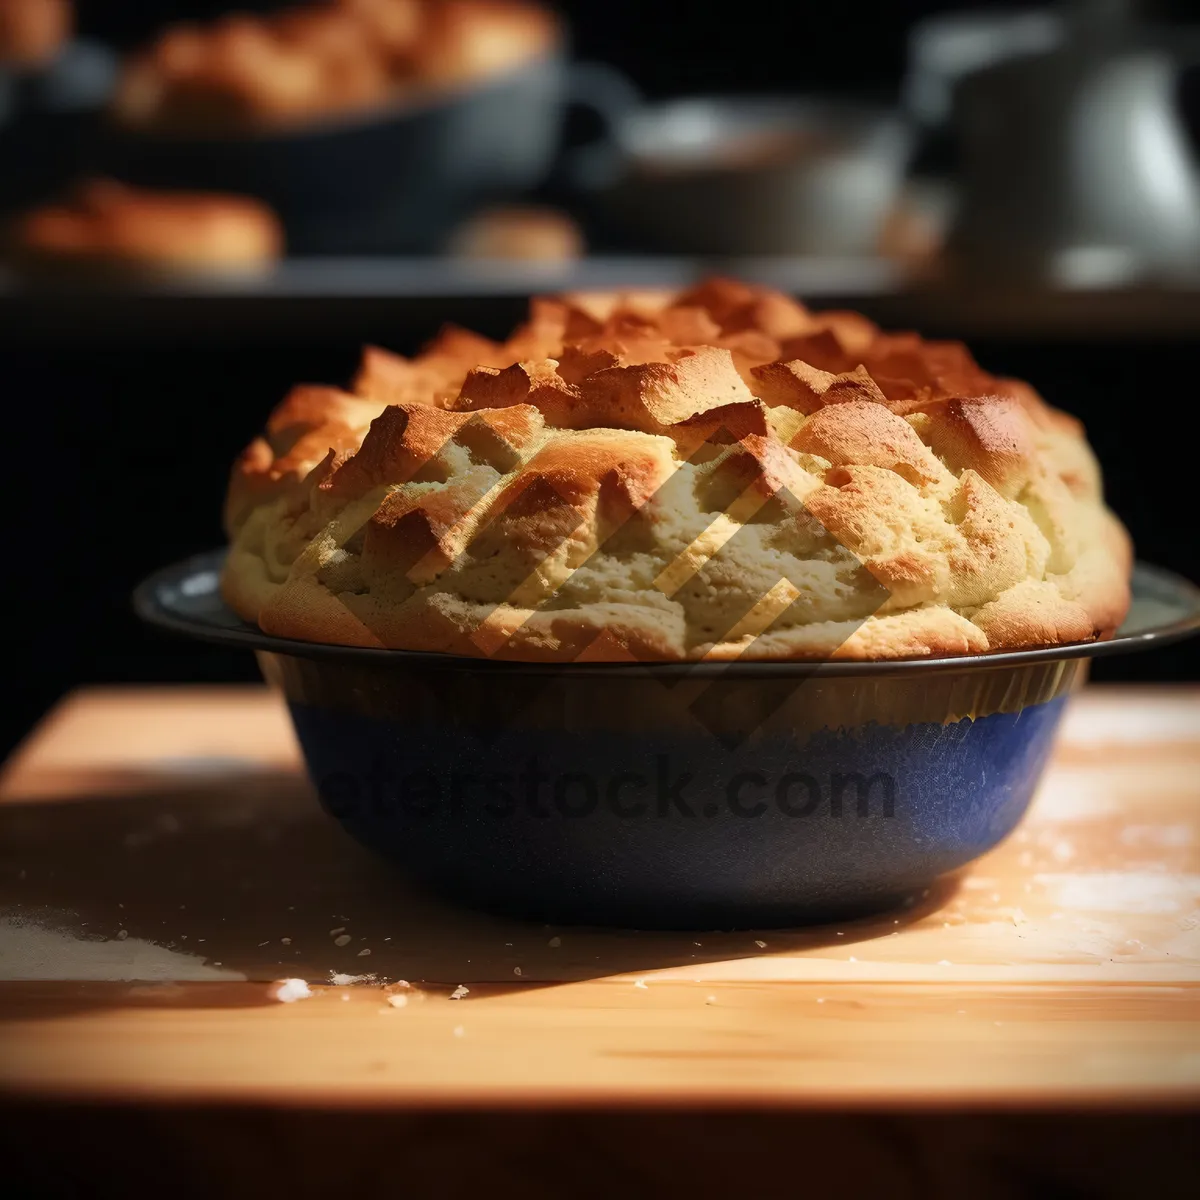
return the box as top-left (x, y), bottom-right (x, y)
top-left (11, 179), bottom-right (283, 277)
top-left (112, 0), bottom-right (558, 133)
top-left (0, 0), bottom-right (71, 68)
top-left (417, 0), bottom-right (556, 86)
top-left (448, 206), bottom-right (584, 261)
top-left (336, 0), bottom-right (424, 68)
top-left (877, 183), bottom-right (949, 265)
top-left (114, 12), bottom-right (391, 129)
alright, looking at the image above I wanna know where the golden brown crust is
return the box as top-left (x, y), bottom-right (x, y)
top-left (112, 0), bottom-right (559, 132)
top-left (223, 277), bottom-right (1133, 661)
top-left (12, 179), bottom-right (282, 276)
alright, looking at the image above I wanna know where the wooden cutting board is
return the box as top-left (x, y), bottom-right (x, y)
top-left (0, 685), bottom-right (1197, 1110)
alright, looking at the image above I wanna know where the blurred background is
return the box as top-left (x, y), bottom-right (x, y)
top-left (2, 0), bottom-right (1198, 756)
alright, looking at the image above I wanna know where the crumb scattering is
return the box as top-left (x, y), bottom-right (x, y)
top-left (450, 984), bottom-right (470, 1000)
top-left (270, 978), bottom-right (312, 1004)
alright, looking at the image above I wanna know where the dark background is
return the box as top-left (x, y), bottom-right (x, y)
top-left (3, 0), bottom-right (1198, 759)
top-left (68, 1), bottom-right (1197, 96)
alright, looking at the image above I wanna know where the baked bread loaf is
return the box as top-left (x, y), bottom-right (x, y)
top-left (223, 278), bottom-right (1131, 661)
top-left (448, 206), bottom-right (584, 261)
top-left (12, 179), bottom-right (283, 276)
top-left (0, 0), bottom-right (71, 68)
top-left (113, 0), bottom-right (557, 132)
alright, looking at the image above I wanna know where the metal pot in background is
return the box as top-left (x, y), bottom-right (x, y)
top-left (948, 1), bottom-right (1200, 282)
top-left (902, 7), bottom-right (1063, 174)
top-left (570, 96), bottom-right (914, 257)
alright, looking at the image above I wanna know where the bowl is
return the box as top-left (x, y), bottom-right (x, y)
top-left (91, 53), bottom-right (636, 256)
top-left (136, 553), bottom-right (1200, 929)
top-left (570, 96), bottom-right (914, 256)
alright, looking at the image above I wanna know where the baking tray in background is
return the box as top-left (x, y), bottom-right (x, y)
top-left (5, 256), bottom-right (1200, 345)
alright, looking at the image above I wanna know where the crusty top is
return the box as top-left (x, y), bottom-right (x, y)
top-left (222, 277), bottom-right (1132, 662)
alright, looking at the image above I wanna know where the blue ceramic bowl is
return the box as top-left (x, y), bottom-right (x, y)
top-left (136, 554), bottom-right (1200, 928)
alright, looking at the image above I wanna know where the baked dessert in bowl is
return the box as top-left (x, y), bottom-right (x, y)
top-left (111, 0), bottom-right (558, 134)
top-left (138, 279), bottom-right (1197, 927)
top-left (96, 0), bottom-right (572, 253)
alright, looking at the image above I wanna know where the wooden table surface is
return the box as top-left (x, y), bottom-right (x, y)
top-left (0, 685), bottom-right (1197, 1112)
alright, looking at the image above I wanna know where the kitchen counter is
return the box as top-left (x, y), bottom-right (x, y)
top-left (0, 685), bottom-right (1197, 1194)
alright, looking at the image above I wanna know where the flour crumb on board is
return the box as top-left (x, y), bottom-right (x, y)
top-left (386, 993), bottom-right (408, 1009)
top-left (754, 940), bottom-right (767, 949)
top-left (633, 978), bottom-right (648, 989)
top-left (330, 972), bottom-right (376, 986)
top-left (270, 978), bottom-right (312, 1003)
top-left (450, 984), bottom-right (470, 1000)
top-left (334, 934), bottom-right (352, 947)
